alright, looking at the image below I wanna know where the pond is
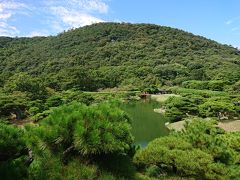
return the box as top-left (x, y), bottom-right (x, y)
top-left (122, 99), bottom-right (169, 147)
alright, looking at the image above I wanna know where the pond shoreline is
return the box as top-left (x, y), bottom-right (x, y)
top-left (166, 119), bottom-right (240, 132)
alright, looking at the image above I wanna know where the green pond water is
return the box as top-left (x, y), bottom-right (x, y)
top-left (122, 99), bottom-right (169, 147)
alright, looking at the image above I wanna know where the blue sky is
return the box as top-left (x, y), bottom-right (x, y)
top-left (0, 0), bottom-right (240, 48)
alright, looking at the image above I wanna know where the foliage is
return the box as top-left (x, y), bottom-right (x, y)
top-left (39, 101), bottom-right (133, 155)
top-left (63, 160), bottom-right (99, 180)
top-left (3, 73), bottom-right (48, 100)
top-left (45, 95), bottom-right (63, 108)
top-left (134, 119), bottom-right (240, 179)
top-left (182, 80), bottom-right (226, 91)
top-left (163, 89), bottom-right (239, 122)
top-left (0, 92), bottom-right (28, 120)
top-left (0, 121), bottom-right (29, 179)
top-left (0, 101), bottom-right (134, 179)
top-left (199, 97), bottom-right (236, 118)
top-left (164, 95), bottom-right (204, 122)
top-left (0, 121), bottom-right (27, 161)
top-left (1, 22), bottom-right (240, 179)
top-left (232, 80), bottom-right (240, 92)
top-left (169, 87), bottom-right (228, 97)
top-left (1, 23), bottom-right (240, 92)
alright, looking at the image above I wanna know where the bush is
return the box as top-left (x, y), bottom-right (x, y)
top-left (39, 101), bottom-right (134, 155)
top-left (232, 80), bottom-right (240, 92)
top-left (32, 109), bottom-right (53, 122)
top-left (0, 122), bottom-right (29, 179)
top-left (45, 95), bottom-right (63, 108)
top-left (170, 87), bottom-right (227, 97)
top-left (164, 95), bottom-right (200, 122)
top-left (199, 98), bottom-right (235, 118)
top-left (134, 119), bottom-right (240, 179)
top-left (134, 136), bottom-right (221, 178)
top-left (64, 160), bottom-right (98, 180)
top-left (182, 80), bottom-right (225, 91)
top-left (182, 80), bottom-right (208, 90)
top-left (145, 165), bottom-right (161, 177)
top-left (28, 107), bottom-right (41, 116)
top-left (208, 80), bottom-right (225, 91)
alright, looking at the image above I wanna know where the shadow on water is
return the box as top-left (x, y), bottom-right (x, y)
top-left (122, 99), bottom-right (169, 147)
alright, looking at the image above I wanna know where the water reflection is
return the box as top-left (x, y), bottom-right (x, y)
top-left (122, 99), bottom-right (169, 147)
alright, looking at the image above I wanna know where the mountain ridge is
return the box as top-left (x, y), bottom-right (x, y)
top-left (0, 22), bottom-right (240, 91)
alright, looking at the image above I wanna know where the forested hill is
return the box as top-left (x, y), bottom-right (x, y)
top-left (1, 22), bottom-right (240, 91)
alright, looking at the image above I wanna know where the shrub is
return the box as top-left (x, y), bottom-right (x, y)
top-left (45, 95), bottom-right (63, 108)
top-left (182, 80), bottom-right (226, 91)
top-left (199, 98), bottom-right (235, 118)
top-left (64, 160), bottom-right (98, 180)
top-left (164, 95), bottom-right (200, 122)
top-left (134, 119), bottom-right (239, 179)
top-left (28, 107), bottom-right (41, 116)
top-left (0, 122), bottom-right (29, 179)
top-left (182, 80), bottom-right (208, 90)
top-left (208, 80), bottom-right (225, 91)
top-left (232, 80), bottom-right (240, 92)
top-left (39, 102), bottom-right (134, 155)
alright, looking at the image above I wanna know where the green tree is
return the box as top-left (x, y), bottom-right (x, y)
top-left (0, 92), bottom-right (28, 120)
top-left (232, 80), bottom-right (240, 92)
top-left (4, 73), bottom-right (47, 100)
top-left (134, 119), bottom-right (240, 179)
top-left (199, 98), bottom-right (236, 118)
top-left (0, 122), bottom-right (32, 179)
top-left (164, 95), bottom-right (201, 122)
top-left (39, 101), bottom-right (133, 155)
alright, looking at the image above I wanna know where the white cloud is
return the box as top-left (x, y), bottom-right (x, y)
top-left (0, 1), bottom-right (27, 11)
top-left (0, 1), bottom-right (28, 20)
top-left (0, 0), bottom-right (110, 36)
top-left (0, 21), bottom-right (19, 36)
top-left (70, 0), bottom-right (109, 14)
top-left (0, 0), bottom-right (29, 36)
top-left (0, 12), bottom-right (11, 20)
top-left (50, 6), bottom-right (104, 28)
top-left (45, 0), bottom-right (108, 33)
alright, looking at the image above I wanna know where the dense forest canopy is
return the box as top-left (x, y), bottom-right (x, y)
top-left (0, 22), bottom-right (240, 91)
